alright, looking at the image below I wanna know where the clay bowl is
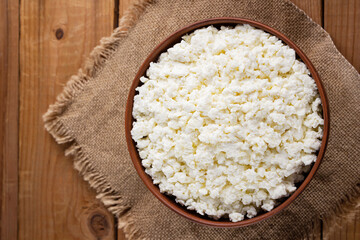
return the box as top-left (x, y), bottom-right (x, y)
top-left (125, 18), bottom-right (329, 227)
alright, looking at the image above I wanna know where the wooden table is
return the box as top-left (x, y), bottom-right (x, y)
top-left (1, 0), bottom-right (359, 239)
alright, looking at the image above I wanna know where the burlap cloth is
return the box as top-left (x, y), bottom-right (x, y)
top-left (44, 0), bottom-right (360, 239)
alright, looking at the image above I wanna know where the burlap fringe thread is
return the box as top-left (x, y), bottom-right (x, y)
top-left (43, 0), bottom-right (359, 239)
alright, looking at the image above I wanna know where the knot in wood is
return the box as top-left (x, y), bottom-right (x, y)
top-left (89, 213), bottom-right (110, 239)
top-left (55, 28), bottom-right (64, 40)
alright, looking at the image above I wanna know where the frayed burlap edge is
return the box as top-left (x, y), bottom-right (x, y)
top-left (43, 0), bottom-right (153, 239)
top-left (43, 0), bottom-right (359, 239)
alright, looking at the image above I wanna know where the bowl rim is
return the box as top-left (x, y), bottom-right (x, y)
top-left (125, 17), bottom-right (330, 227)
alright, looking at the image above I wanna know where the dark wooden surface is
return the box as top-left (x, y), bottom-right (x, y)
top-left (0, 0), bottom-right (358, 239)
top-left (0, 0), bottom-right (19, 239)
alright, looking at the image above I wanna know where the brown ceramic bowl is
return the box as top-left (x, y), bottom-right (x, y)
top-left (125, 18), bottom-right (329, 227)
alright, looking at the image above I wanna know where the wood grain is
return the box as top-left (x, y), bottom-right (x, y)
top-left (291, 0), bottom-right (323, 25)
top-left (0, 0), bottom-right (19, 239)
top-left (120, 0), bottom-right (134, 19)
top-left (0, 0), bottom-right (357, 239)
top-left (323, 207), bottom-right (360, 240)
top-left (19, 0), bottom-right (115, 239)
top-left (324, 0), bottom-right (360, 71)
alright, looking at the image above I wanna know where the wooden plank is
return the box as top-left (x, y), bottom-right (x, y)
top-left (291, 0), bottom-right (323, 26)
top-left (324, 0), bottom-right (360, 71)
top-left (356, 212), bottom-right (360, 240)
top-left (323, 207), bottom-right (360, 240)
top-left (19, 0), bottom-right (116, 239)
top-left (117, 225), bottom-right (127, 240)
top-left (0, 0), bottom-right (19, 239)
top-left (120, 0), bottom-right (134, 19)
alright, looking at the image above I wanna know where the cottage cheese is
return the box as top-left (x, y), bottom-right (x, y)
top-left (131, 25), bottom-right (324, 222)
